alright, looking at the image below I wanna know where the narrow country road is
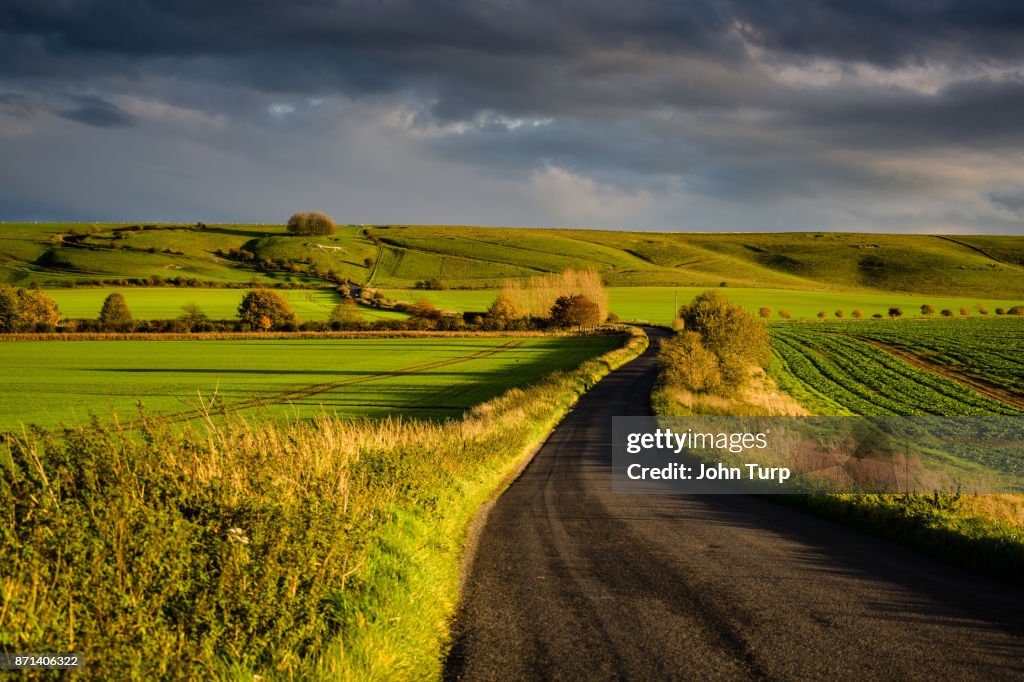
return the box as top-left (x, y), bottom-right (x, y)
top-left (445, 327), bottom-right (1024, 681)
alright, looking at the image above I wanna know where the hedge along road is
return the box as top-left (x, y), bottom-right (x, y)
top-left (445, 327), bottom-right (1024, 680)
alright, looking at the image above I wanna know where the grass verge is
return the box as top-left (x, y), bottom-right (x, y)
top-left (0, 326), bottom-right (647, 680)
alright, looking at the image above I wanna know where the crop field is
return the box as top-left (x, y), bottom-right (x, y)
top-left (381, 286), bottom-right (1023, 324)
top-left (0, 335), bottom-right (619, 430)
top-left (795, 318), bottom-right (1024, 395)
top-left (769, 323), bottom-right (1024, 418)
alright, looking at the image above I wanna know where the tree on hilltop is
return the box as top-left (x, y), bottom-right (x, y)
top-left (286, 211), bottom-right (336, 236)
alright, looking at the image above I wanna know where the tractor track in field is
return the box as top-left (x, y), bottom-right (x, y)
top-left (126, 340), bottom-right (526, 427)
top-left (842, 335), bottom-right (1024, 411)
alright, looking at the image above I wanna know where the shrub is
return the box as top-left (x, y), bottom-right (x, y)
top-left (0, 286), bottom-right (61, 332)
top-left (178, 302), bottom-right (208, 331)
top-left (959, 307), bottom-right (970, 317)
top-left (328, 299), bottom-right (363, 328)
top-left (888, 307), bottom-right (903, 319)
top-left (940, 309), bottom-right (954, 317)
top-left (286, 211), bottom-right (336, 235)
top-left (817, 311), bottom-right (827, 319)
top-left (677, 291), bottom-right (770, 394)
top-left (996, 308), bottom-right (1006, 315)
top-left (486, 293), bottom-right (525, 330)
top-left (98, 293), bottom-right (134, 332)
top-left (659, 331), bottom-right (722, 393)
top-left (977, 304), bottom-right (989, 315)
top-left (1009, 306), bottom-right (1024, 315)
top-left (407, 299), bottom-right (443, 321)
top-left (550, 294), bottom-right (602, 329)
top-left (778, 309), bottom-right (791, 319)
top-left (758, 307), bottom-right (772, 318)
top-left (834, 310), bottom-right (845, 319)
top-left (920, 304), bottom-right (936, 316)
top-left (237, 289), bottom-right (296, 330)
top-left (851, 309), bottom-right (864, 319)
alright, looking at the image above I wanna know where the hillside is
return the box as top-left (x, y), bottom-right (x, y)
top-left (2, 223), bottom-right (1024, 297)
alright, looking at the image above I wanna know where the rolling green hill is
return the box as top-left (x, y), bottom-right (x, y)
top-left (3, 222), bottom-right (1023, 298)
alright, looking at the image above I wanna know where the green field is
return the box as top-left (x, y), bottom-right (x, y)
top-left (42, 287), bottom-right (407, 321)
top-left (0, 336), bottom-right (619, 430)
top-left (382, 286), bottom-right (1023, 324)
top-left (5, 223), bottom-right (1024, 297)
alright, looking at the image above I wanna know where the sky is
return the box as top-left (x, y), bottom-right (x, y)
top-left (2, 1), bottom-right (1024, 234)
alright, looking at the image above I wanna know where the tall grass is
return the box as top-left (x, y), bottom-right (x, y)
top-left (500, 269), bottom-right (608, 322)
top-left (0, 327), bottom-right (647, 679)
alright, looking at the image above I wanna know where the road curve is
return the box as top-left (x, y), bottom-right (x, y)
top-left (445, 327), bottom-right (1024, 681)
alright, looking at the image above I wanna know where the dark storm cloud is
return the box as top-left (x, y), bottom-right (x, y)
top-left (1, 0), bottom-right (1024, 230)
top-left (58, 95), bottom-right (133, 128)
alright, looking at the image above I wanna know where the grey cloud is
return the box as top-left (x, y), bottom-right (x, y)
top-left (990, 191), bottom-right (1024, 214)
top-left (0, 1), bottom-right (1023, 232)
top-left (58, 95), bottom-right (133, 128)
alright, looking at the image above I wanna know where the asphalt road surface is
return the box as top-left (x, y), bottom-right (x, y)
top-left (445, 327), bottom-right (1024, 681)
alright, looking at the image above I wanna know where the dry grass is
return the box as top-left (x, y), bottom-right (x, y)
top-left (501, 269), bottom-right (609, 321)
top-left (0, 326), bottom-right (648, 679)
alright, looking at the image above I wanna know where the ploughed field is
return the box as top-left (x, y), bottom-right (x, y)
top-left (0, 335), bottom-right (620, 430)
top-left (769, 319), bottom-right (1024, 418)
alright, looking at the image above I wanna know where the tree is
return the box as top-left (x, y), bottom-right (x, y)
top-left (99, 293), bottom-right (134, 331)
top-left (328, 299), bottom-right (362, 329)
top-left (977, 304), bottom-right (989, 315)
top-left (851, 309), bottom-right (864, 319)
top-left (920, 304), bottom-right (936, 316)
top-left (408, 298), bottom-right (443, 321)
top-left (816, 310), bottom-right (827, 320)
top-left (237, 289), bottom-right (296, 330)
top-left (486, 293), bottom-right (525, 329)
top-left (777, 309), bottom-right (791, 319)
top-left (888, 307), bottom-right (903, 319)
top-left (996, 308), bottom-right (1006, 315)
top-left (834, 309), bottom-right (845, 319)
top-left (959, 306), bottom-right (970, 317)
top-left (286, 211), bottom-right (336, 236)
top-left (1009, 306), bottom-right (1024, 315)
top-left (17, 290), bottom-right (60, 331)
top-left (550, 294), bottom-right (601, 329)
top-left (0, 286), bottom-right (20, 332)
top-left (179, 302), bottom-right (208, 331)
top-left (940, 309), bottom-right (953, 317)
top-left (677, 291), bottom-right (770, 393)
top-left (758, 307), bottom-right (772, 319)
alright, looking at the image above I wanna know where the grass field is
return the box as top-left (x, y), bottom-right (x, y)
top-left (0, 336), bottom-right (620, 430)
top-left (5, 222), bottom-right (1024, 297)
top-left (41, 287), bottom-right (408, 321)
top-left (381, 286), bottom-right (1024, 324)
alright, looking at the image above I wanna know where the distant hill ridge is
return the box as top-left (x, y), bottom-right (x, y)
top-left (2, 223), bottom-right (1022, 298)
